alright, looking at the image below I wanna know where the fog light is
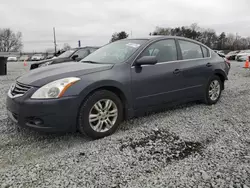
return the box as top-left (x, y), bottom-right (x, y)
top-left (27, 117), bottom-right (44, 126)
top-left (33, 118), bottom-right (43, 125)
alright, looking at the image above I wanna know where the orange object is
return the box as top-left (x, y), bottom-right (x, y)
top-left (58, 81), bottom-right (78, 97)
top-left (23, 60), bottom-right (27, 66)
top-left (244, 57), bottom-right (250, 68)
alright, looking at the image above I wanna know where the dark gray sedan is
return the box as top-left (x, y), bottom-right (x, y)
top-left (6, 36), bottom-right (230, 139)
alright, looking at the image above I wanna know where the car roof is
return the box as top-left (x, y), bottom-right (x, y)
top-left (121, 36), bottom-right (210, 48)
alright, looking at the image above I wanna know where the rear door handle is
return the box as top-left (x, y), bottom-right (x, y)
top-left (173, 69), bottom-right (181, 74)
top-left (206, 63), bottom-right (212, 67)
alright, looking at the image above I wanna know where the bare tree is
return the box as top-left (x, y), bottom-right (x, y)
top-left (225, 33), bottom-right (236, 50)
top-left (190, 23), bottom-right (200, 31)
top-left (63, 43), bottom-right (71, 51)
top-left (0, 28), bottom-right (23, 52)
top-left (246, 37), bottom-right (250, 49)
top-left (239, 38), bottom-right (248, 50)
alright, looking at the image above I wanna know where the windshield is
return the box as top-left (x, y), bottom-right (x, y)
top-left (81, 39), bottom-right (148, 64)
top-left (58, 49), bottom-right (75, 58)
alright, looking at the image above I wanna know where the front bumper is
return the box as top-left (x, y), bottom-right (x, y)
top-left (6, 93), bottom-right (79, 132)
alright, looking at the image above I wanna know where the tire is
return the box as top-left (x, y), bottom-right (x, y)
top-left (78, 90), bottom-right (123, 139)
top-left (203, 75), bottom-right (222, 105)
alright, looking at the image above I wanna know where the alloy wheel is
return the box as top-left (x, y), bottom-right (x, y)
top-left (209, 80), bottom-right (221, 101)
top-left (89, 99), bottom-right (118, 133)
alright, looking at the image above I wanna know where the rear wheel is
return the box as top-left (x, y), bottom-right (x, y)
top-left (78, 90), bottom-right (123, 139)
top-left (203, 75), bottom-right (222, 105)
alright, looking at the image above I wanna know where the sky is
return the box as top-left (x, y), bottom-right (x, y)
top-left (0, 0), bottom-right (250, 52)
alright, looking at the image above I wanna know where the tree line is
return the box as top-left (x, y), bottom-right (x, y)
top-left (1, 24), bottom-right (250, 52)
top-left (111, 23), bottom-right (250, 51)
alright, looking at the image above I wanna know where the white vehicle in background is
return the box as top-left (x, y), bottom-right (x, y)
top-left (238, 55), bottom-right (249, 62)
top-left (19, 55), bottom-right (29, 61)
top-left (225, 50), bottom-right (240, 60)
top-left (235, 50), bottom-right (250, 61)
top-left (7, 56), bottom-right (18, 62)
top-left (214, 50), bottom-right (225, 58)
top-left (31, 54), bottom-right (44, 61)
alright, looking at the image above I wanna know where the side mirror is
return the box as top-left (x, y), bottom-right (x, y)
top-left (72, 55), bottom-right (79, 60)
top-left (135, 56), bottom-right (157, 66)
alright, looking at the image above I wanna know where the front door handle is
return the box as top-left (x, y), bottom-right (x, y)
top-left (206, 63), bottom-right (212, 67)
top-left (173, 69), bottom-right (181, 74)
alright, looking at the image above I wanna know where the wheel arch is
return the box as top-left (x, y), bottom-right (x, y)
top-left (213, 70), bottom-right (228, 90)
top-left (77, 81), bottom-right (131, 122)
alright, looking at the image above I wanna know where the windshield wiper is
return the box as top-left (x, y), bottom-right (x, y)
top-left (81, 61), bottom-right (101, 64)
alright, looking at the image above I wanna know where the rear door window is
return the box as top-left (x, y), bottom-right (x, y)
top-left (178, 40), bottom-right (203, 60)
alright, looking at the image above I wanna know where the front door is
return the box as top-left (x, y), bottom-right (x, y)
top-left (131, 39), bottom-right (183, 109)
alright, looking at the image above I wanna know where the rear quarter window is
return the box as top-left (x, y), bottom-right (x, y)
top-left (201, 46), bottom-right (210, 57)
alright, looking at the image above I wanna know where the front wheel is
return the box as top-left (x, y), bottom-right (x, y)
top-left (203, 75), bottom-right (222, 105)
top-left (78, 90), bottom-right (123, 139)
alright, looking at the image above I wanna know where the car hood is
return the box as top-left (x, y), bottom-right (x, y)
top-left (31, 57), bottom-right (66, 65)
top-left (18, 62), bottom-right (113, 87)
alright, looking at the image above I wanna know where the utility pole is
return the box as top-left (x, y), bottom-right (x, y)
top-left (53, 27), bottom-right (57, 54)
top-left (236, 32), bottom-right (238, 50)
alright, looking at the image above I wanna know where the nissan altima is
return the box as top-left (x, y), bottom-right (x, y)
top-left (6, 36), bottom-right (230, 139)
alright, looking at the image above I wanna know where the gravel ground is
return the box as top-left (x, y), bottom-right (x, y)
top-left (0, 61), bottom-right (250, 188)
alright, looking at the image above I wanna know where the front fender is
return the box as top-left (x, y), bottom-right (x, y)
top-left (63, 79), bottom-right (132, 109)
top-left (80, 80), bottom-right (131, 103)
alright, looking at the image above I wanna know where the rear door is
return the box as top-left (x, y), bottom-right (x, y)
top-left (131, 39), bottom-right (183, 109)
top-left (177, 39), bottom-right (213, 98)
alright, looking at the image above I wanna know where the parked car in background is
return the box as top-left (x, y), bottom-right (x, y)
top-left (7, 56), bottom-right (18, 62)
top-left (7, 36), bottom-right (230, 139)
top-left (31, 54), bottom-right (44, 61)
top-left (19, 55), bottom-right (29, 61)
top-left (30, 46), bottom-right (100, 70)
top-left (225, 50), bottom-right (240, 60)
top-left (214, 50), bottom-right (225, 55)
top-left (214, 50), bottom-right (225, 58)
top-left (45, 54), bottom-right (55, 59)
top-left (235, 50), bottom-right (250, 61)
top-left (238, 55), bottom-right (249, 62)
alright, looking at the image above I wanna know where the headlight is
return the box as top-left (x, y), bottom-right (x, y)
top-left (39, 61), bottom-right (53, 67)
top-left (31, 77), bottom-right (80, 99)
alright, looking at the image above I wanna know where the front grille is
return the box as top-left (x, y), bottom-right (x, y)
top-left (11, 82), bottom-right (31, 97)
